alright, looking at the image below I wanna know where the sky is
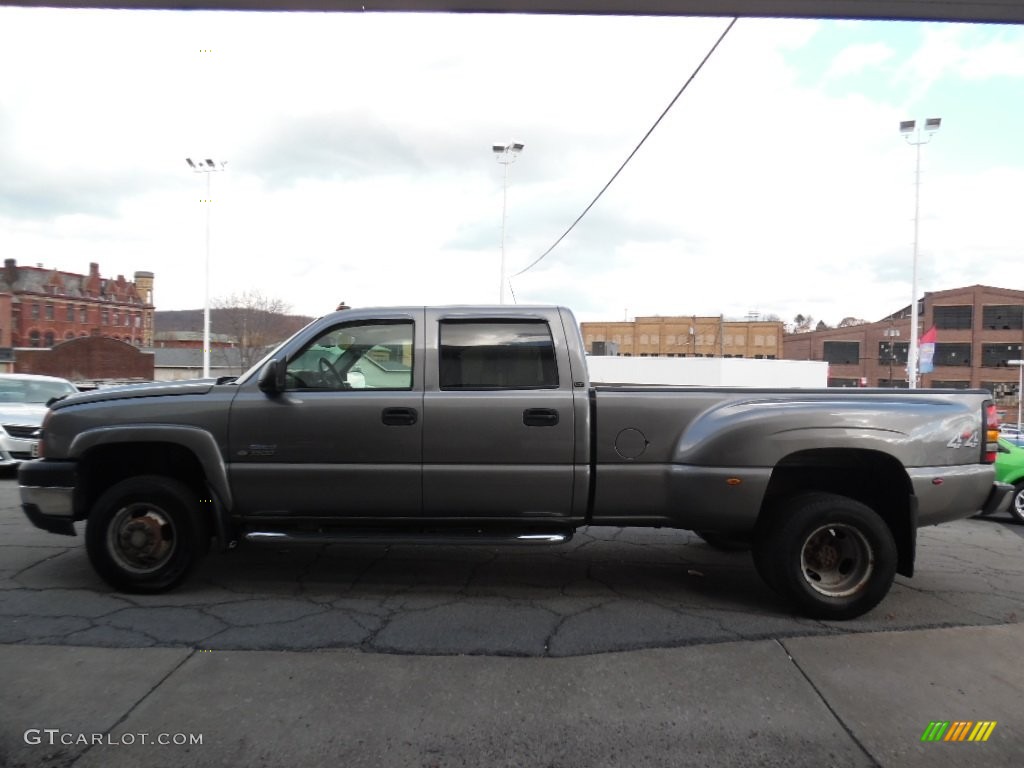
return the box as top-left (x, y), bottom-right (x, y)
top-left (0, 8), bottom-right (1022, 328)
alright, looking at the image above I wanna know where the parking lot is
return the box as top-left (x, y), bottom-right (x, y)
top-left (2, 472), bottom-right (1023, 766)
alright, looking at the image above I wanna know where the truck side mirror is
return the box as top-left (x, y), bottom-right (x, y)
top-left (257, 359), bottom-right (285, 394)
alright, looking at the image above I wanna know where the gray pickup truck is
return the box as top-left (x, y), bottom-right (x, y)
top-left (19, 305), bottom-right (1011, 619)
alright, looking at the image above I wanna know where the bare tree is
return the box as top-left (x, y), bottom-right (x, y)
top-left (838, 316), bottom-right (868, 328)
top-left (213, 290), bottom-right (293, 370)
top-left (792, 314), bottom-right (814, 333)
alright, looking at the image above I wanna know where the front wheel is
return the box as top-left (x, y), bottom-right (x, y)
top-left (752, 492), bottom-right (897, 620)
top-left (1011, 482), bottom-right (1024, 523)
top-left (85, 476), bottom-right (208, 593)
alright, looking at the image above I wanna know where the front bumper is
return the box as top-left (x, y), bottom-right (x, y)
top-left (18, 459), bottom-right (78, 536)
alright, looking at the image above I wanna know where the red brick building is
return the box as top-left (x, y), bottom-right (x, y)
top-left (15, 336), bottom-right (154, 382)
top-left (0, 260), bottom-right (155, 349)
top-left (782, 285), bottom-right (1023, 409)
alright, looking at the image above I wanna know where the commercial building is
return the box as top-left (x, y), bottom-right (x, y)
top-left (0, 260), bottom-right (155, 349)
top-left (580, 315), bottom-right (784, 360)
top-left (781, 285), bottom-right (1023, 410)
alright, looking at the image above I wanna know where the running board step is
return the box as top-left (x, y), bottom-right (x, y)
top-left (243, 530), bottom-right (573, 546)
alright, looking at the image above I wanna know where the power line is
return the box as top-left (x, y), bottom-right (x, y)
top-left (511, 16), bottom-right (738, 283)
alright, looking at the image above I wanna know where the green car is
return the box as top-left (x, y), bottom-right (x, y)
top-left (995, 437), bottom-right (1024, 522)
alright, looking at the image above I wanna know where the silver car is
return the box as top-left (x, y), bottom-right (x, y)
top-left (0, 374), bottom-right (78, 466)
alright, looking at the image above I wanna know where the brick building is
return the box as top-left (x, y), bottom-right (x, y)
top-left (782, 285), bottom-right (1023, 408)
top-left (580, 315), bottom-right (784, 359)
top-left (0, 260), bottom-right (155, 350)
top-left (15, 336), bottom-right (154, 382)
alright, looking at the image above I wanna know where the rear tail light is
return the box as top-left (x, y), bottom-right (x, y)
top-left (983, 401), bottom-right (999, 464)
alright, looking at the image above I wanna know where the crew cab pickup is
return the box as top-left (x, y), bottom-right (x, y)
top-left (19, 306), bottom-right (1012, 619)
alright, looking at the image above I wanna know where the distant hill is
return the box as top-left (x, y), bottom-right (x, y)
top-left (154, 308), bottom-right (315, 338)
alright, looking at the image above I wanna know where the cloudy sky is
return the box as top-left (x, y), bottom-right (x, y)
top-left (0, 8), bottom-right (1022, 327)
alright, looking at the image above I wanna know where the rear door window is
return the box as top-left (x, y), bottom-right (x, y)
top-left (439, 321), bottom-right (558, 390)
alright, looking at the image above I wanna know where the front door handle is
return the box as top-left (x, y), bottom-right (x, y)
top-left (382, 407), bottom-right (418, 426)
top-left (523, 408), bottom-right (559, 427)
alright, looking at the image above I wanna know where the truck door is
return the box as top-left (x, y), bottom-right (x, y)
top-left (422, 314), bottom-right (576, 519)
top-left (228, 315), bottom-right (423, 518)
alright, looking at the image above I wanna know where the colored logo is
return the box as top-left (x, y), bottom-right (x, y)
top-left (921, 721), bottom-right (997, 742)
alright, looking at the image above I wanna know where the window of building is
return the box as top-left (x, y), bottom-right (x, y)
top-left (822, 341), bottom-right (860, 365)
top-left (877, 378), bottom-right (909, 388)
top-left (934, 343), bottom-right (971, 366)
top-left (45, 304), bottom-right (54, 320)
top-left (31, 303), bottom-right (40, 320)
top-left (981, 343), bottom-right (1023, 368)
top-left (439, 320), bottom-right (556, 390)
top-left (754, 335), bottom-right (765, 347)
top-left (828, 378), bottom-right (861, 387)
top-left (666, 335), bottom-right (676, 346)
top-left (80, 306), bottom-right (88, 323)
top-left (930, 380), bottom-right (970, 389)
top-left (113, 311), bottom-right (120, 326)
top-left (101, 309), bottom-right (109, 325)
top-left (878, 341), bottom-right (909, 364)
top-left (982, 305), bottom-right (1024, 330)
top-left (29, 330), bottom-right (40, 347)
top-left (639, 334), bottom-right (649, 345)
top-left (44, 331), bottom-right (55, 347)
top-left (933, 305), bottom-right (973, 330)
top-left (982, 381), bottom-right (1018, 400)
top-left (66, 305), bottom-right (74, 322)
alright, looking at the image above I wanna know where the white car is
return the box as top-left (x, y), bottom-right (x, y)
top-left (0, 374), bottom-right (78, 466)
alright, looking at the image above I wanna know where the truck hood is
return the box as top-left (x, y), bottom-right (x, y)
top-left (51, 380), bottom-right (217, 410)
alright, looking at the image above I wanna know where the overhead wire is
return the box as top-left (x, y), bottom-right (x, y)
top-left (509, 16), bottom-right (739, 290)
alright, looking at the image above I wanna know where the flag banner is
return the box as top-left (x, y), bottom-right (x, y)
top-left (919, 326), bottom-right (937, 374)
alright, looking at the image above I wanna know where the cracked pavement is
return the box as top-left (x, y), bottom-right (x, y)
top-left (2, 477), bottom-right (1022, 656)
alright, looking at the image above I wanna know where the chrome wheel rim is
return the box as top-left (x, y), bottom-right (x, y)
top-left (800, 524), bottom-right (873, 598)
top-left (107, 503), bottom-right (177, 574)
top-left (1013, 488), bottom-right (1024, 521)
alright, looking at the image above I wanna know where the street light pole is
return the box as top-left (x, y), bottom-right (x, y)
top-left (899, 118), bottom-right (941, 389)
top-left (492, 142), bottom-right (524, 304)
top-left (186, 158), bottom-right (227, 378)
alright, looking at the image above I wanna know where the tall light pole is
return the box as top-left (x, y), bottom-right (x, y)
top-left (492, 142), bottom-right (524, 304)
top-left (899, 118), bottom-right (941, 388)
top-left (1010, 359), bottom-right (1024, 434)
top-left (186, 157), bottom-right (227, 378)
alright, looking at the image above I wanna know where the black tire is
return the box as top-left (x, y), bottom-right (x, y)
top-left (85, 475), bottom-right (208, 593)
top-left (1011, 482), bottom-right (1024, 524)
top-left (694, 531), bottom-right (751, 552)
top-left (751, 492), bottom-right (897, 620)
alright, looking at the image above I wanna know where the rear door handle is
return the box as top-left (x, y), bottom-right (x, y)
top-left (382, 407), bottom-right (418, 426)
top-left (523, 408), bottom-right (559, 427)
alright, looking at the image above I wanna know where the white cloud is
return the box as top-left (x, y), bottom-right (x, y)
top-left (825, 42), bottom-right (895, 78)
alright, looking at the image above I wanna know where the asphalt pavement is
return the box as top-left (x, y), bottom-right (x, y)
top-left (2, 474), bottom-right (1023, 767)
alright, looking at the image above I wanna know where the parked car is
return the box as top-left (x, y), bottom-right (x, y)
top-left (0, 374), bottom-right (78, 466)
top-left (994, 436), bottom-right (1024, 522)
